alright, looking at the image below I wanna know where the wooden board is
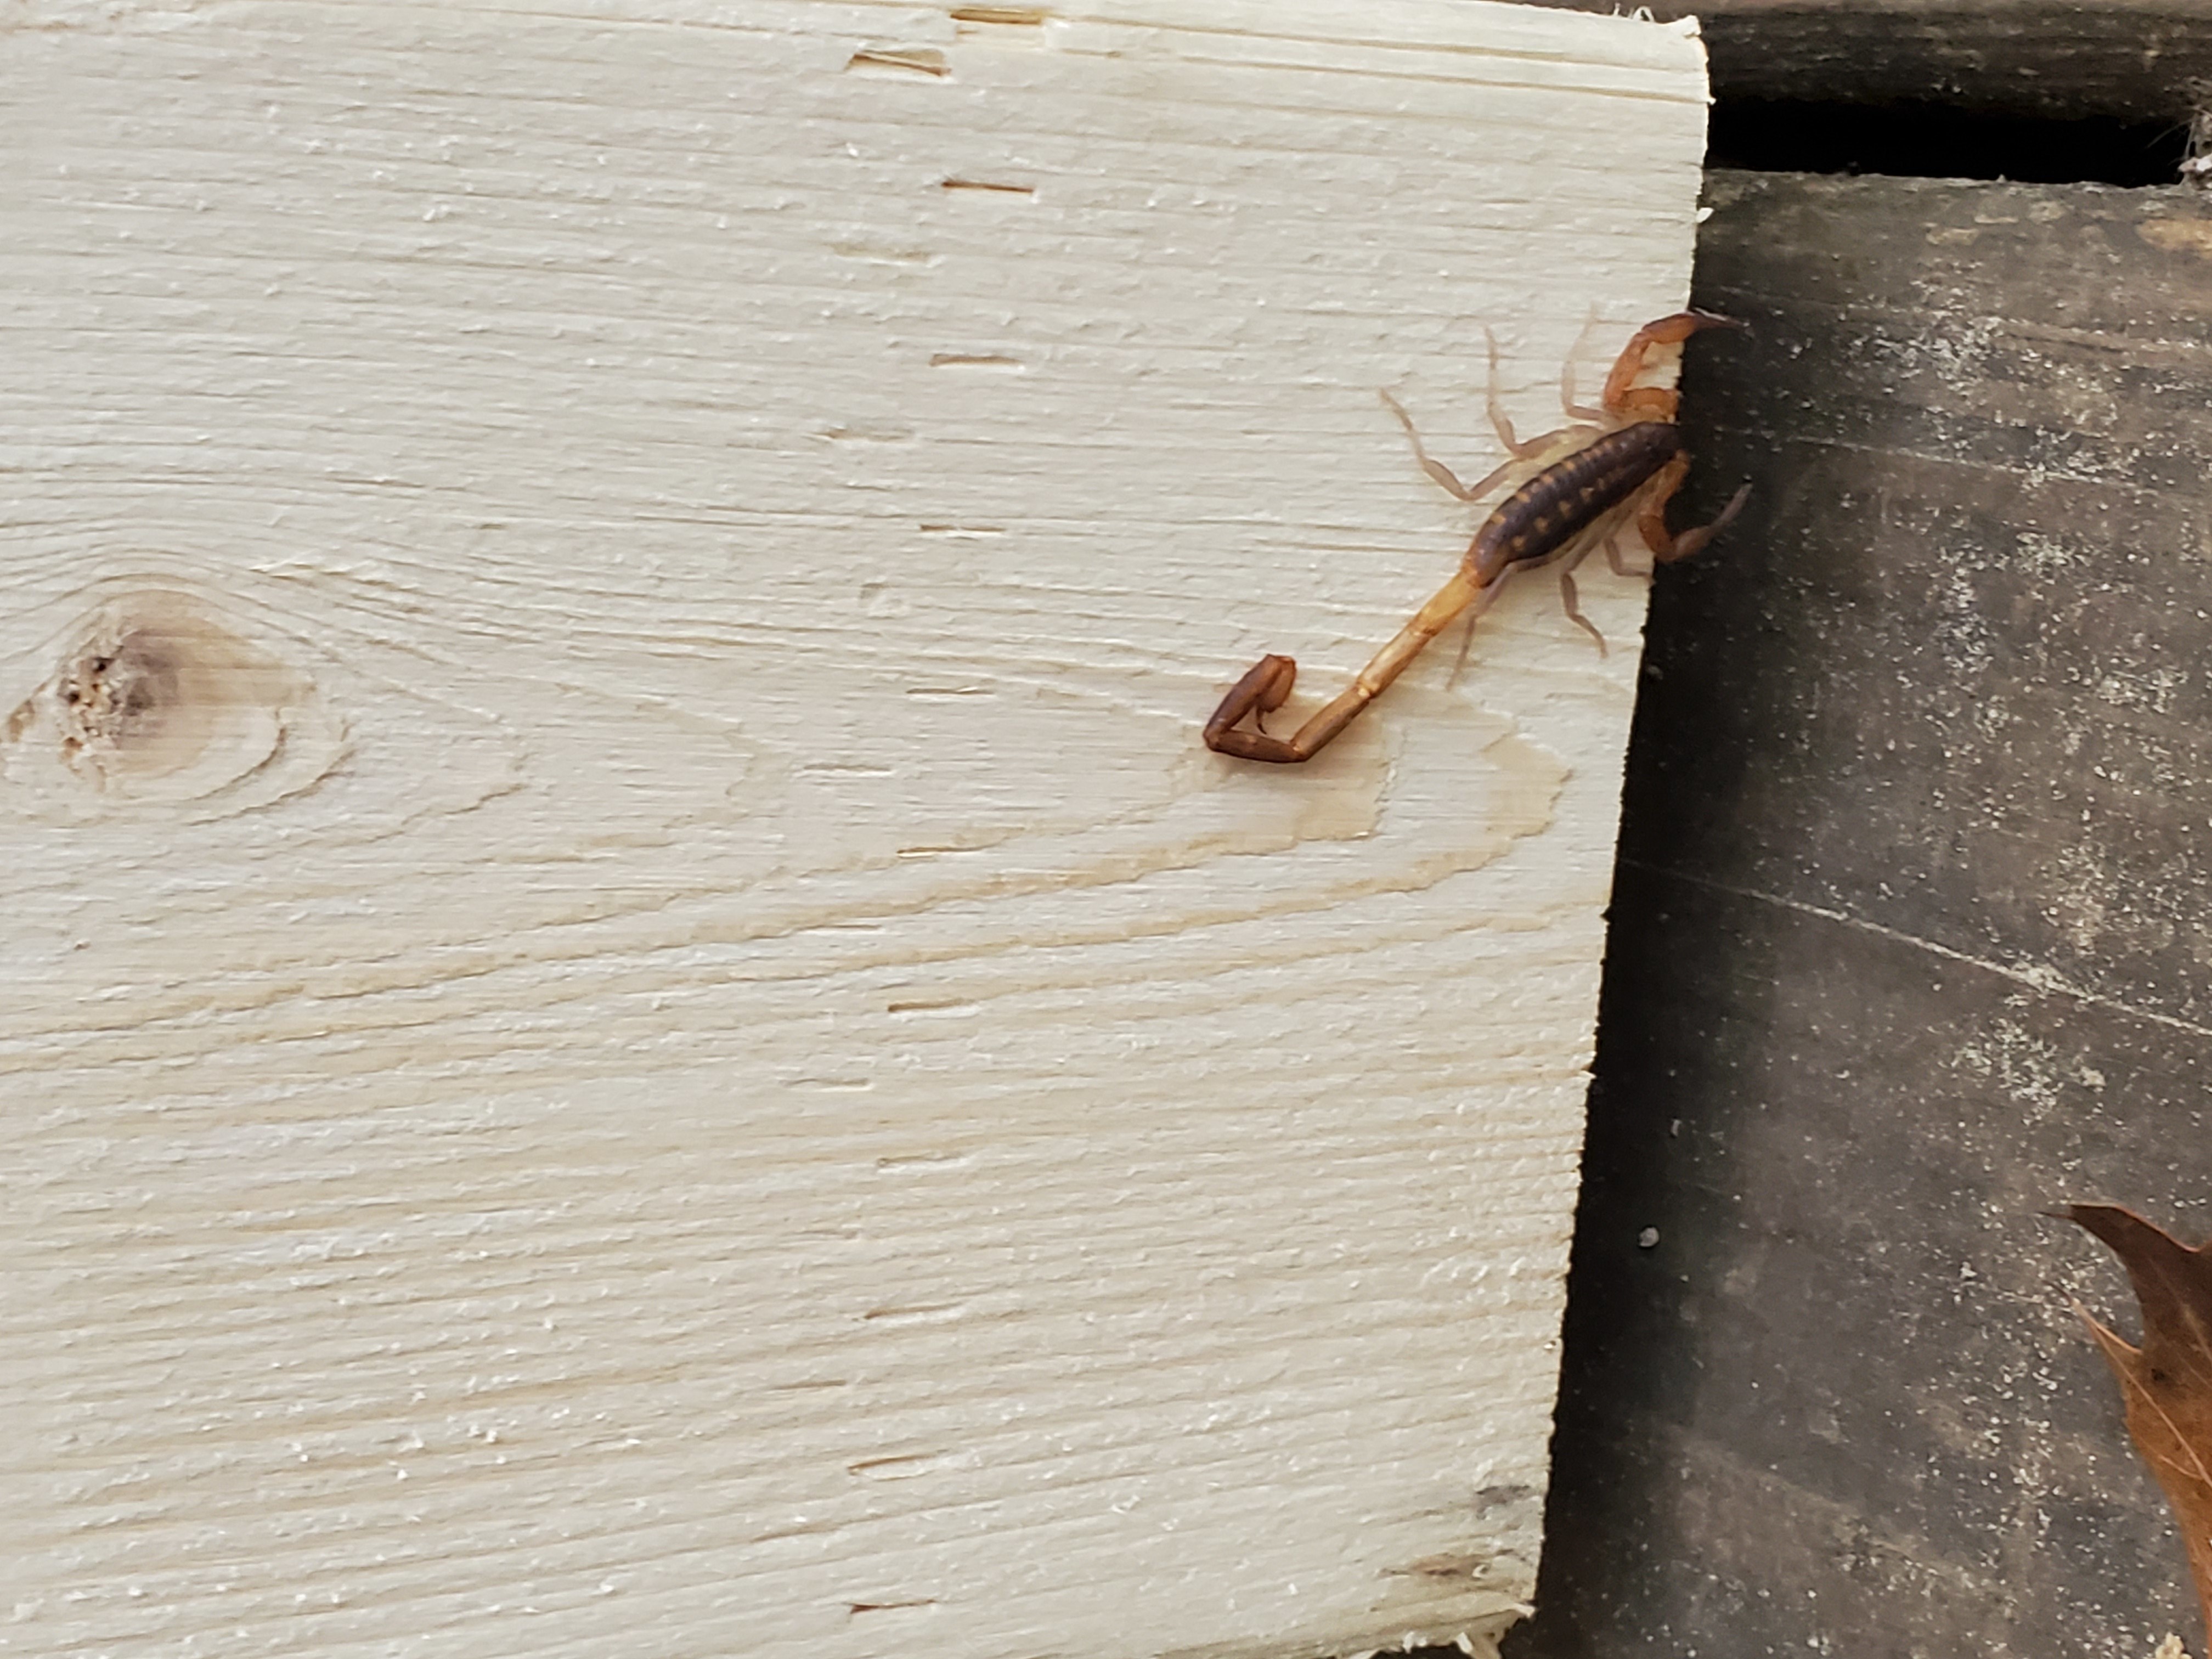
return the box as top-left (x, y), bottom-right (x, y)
top-left (1, 4), bottom-right (1718, 1657)
top-left (1507, 171), bottom-right (2212, 1658)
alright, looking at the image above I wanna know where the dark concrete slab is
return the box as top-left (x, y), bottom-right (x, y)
top-left (1521, 1), bottom-right (2212, 125)
top-left (1506, 172), bottom-right (2212, 1657)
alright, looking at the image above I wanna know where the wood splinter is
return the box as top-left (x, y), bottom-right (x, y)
top-left (1202, 312), bottom-right (1752, 764)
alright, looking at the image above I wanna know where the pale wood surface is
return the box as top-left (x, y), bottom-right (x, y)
top-left (1, 4), bottom-right (1712, 1655)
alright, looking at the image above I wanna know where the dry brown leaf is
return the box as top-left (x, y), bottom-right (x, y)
top-left (2065, 1203), bottom-right (2212, 1652)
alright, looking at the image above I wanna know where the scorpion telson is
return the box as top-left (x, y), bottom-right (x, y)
top-left (1201, 311), bottom-right (1751, 764)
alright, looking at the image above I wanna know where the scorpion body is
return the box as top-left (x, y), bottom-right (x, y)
top-left (1470, 420), bottom-right (1682, 584)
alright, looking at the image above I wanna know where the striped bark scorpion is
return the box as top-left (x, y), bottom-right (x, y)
top-left (1201, 311), bottom-right (1751, 763)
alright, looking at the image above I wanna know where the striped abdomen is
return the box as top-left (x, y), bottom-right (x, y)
top-left (1469, 421), bottom-right (1681, 585)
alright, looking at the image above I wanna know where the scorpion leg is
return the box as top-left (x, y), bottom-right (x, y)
top-left (1559, 308), bottom-right (1607, 423)
top-left (1379, 391), bottom-right (1519, 503)
top-left (1543, 500), bottom-right (1647, 656)
top-left (1602, 529), bottom-right (1636, 578)
top-left (1558, 565), bottom-right (1606, 655)
top-left (1482, 327), bottom-right (1570, 461)
top-left (1551, 514), bottom-right (1634, 656)
top-left (1444, 583), bottom-right (1488, 688)
top-left (1380, 325), bottom-right (1578, 505)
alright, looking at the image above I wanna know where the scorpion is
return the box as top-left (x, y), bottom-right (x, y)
top-left (1201, 311), bottom-right (1751, 764)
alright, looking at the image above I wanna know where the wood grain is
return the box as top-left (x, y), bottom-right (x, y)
top-left (1, 4), bottom-right (1716, 1654)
